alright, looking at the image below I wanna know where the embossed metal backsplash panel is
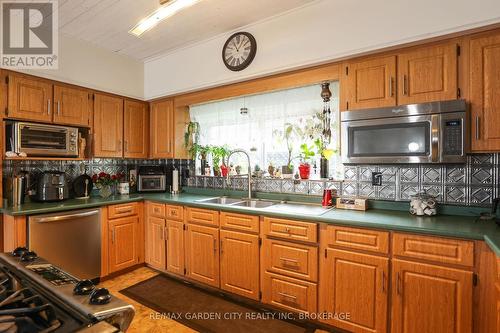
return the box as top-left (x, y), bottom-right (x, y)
top-left (189, 153), bottom-right (500, 207)
top-left (3, 158), bottom-right (194, 185)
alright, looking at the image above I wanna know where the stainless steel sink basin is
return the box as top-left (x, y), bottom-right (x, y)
top-left (265, 202), bottom-right (333, 216)
top-left (195, 197), bottom-right (244, 205)
top-left (232, 200), bottom-right (276, 208)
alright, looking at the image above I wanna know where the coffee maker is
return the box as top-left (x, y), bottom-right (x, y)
top-left (31, 171), bottom-right (70, 202)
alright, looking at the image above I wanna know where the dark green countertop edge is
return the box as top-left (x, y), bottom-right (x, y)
top-left (2, 187), bottom-right (499, 256)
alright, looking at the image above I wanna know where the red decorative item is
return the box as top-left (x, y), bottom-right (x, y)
top-left (322, 189), bottom-right (333, 207)
top-left (298, 163), bottom-right (311, 179)
top-left (220, 165), bottom-right (229, 177)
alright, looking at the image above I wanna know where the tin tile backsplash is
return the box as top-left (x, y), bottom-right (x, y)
top-left (189, 153), bottom-right (500, 207)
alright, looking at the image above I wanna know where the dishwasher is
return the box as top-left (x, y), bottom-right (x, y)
top-left (28, 208), bottom-right (101, 281)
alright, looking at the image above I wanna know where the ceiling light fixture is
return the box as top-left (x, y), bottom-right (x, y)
top-left (129, 0), bottom-right (200, 37)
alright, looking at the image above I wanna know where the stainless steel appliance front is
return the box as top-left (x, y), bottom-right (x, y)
top-left (341, 100), bottom-right (468, 164)
top-left (7, 121), bottom-right (79, 157)
top-left (28, 209), bottom-right (101, 280)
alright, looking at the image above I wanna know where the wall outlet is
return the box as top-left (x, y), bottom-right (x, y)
top-left (372, 172), bottom-right (382, 186)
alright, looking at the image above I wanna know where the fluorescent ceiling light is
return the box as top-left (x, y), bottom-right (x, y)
top-left (129, 0), bottom-right (200, 37)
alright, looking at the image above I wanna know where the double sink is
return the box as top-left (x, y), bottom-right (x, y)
top-left (195, 196), bottom-right (333, 216)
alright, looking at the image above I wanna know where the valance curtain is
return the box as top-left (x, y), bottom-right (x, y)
top-left (189, 82), bottom-right (342, 178)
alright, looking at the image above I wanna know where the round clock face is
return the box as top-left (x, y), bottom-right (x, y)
top-left (222, 32), bottom-right (257, 71)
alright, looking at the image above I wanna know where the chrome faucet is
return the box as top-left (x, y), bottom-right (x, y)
top-left (226, 149), bottom-right (252, 199)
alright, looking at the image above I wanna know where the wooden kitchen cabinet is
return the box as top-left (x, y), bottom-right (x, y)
top-left (185, 223), bottom-right (220, 287)
top-left (470, 31), bottom-right (500, 151)
top-left (93, 93), bottom-right (123, 157)
top-left (220, 229), bottom-right (260, 300)
top-left (150, 99), bottom-right (174, 158)
top-left (397, 42), bottom-right (458, 105)
top-left (166, 220), bottom-right (185, 276)
top-left (53, 84), bottom-right (91, 127)
top-left (341, 55), bottom-right (397, 110)
top-left (108, 215), bottom-right (140, 273)
top-left (145, 215), bottom-right (166, 271)
top-left (319, 248), bottom-right (389, 333)
top-left (391, 259), bottom-right (472, 333)
top-left (124, 100), bottom-right (148, 158)
top-left (7, 74), bottom-right (53, 122)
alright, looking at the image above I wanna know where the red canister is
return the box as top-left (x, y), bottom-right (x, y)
top-left (322, 189), bottom-right (333, 207)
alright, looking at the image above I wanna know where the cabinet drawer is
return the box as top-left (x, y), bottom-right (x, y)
top-left (220, 212), bottom-right (259, 233)
top-left (147, 202), bottom-right (165, 218)
top-left (392, 233), bottom-right (474, 267)
top-left (108, 202), bottom-right (139, 219)
top-left (263, 217), bottom-right (317, 243)
top-left (186, 207), bottom-right (219, 227)
top-left (263, 238), bottom-right (318, 282)
top-left (166, 205), bottom-right (184, 222)
top-left (321, 225), bottom-right (389, 254)
top-left (262, 272), bottom-right (317, 314)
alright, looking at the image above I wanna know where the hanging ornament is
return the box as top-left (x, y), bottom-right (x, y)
top-left (321, 82), bottom-right (332, 144)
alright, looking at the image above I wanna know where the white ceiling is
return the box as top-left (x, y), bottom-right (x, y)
top-left (55, 0), bottom-right (315, 61)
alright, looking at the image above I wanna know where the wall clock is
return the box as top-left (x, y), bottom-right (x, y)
top-left (222, 32), bottom-right (257, 71)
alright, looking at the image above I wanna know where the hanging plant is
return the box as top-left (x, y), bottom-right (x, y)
top-left (184, 121), bottom-right (200, 159)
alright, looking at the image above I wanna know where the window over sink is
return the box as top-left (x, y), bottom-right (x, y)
top-left (189, 82), bottom-right (342, 179)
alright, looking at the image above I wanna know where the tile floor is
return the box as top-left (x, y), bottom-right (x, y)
top-left (101, 267), bottom-right (329, 333)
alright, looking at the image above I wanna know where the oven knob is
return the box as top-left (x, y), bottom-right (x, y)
top-left (74, 279), bottom-right (95, 295)
top-left (12, 247), bottom-right (28, 257)
top-left (90, 288), bottom-right (112, 305)
top-left (20, 251), bottom-right (38, 262)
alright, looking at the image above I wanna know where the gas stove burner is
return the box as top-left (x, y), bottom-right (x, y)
top-left (11, 247), bottom-right (28, 258)
top-left (20, 252), bottom-right (38, 262)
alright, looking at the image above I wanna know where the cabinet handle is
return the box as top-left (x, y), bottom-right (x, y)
top-left (278, 292), bottom-right (297, 301)
top-left (124, 140), bottom-right (128, 152)
top-left (220, 239), bottom-right (224, 254)
top-left (47, 99), bottom-right (51, 115)
top-left (396, 272), bottom-right (402, 295)
top-left (403, 75), bottom-right (408, 95)
top-left (160, 226), bottom-right (164, 240)
top-left (382, 271), bottom-right (386, 293)
top-left (279, 257), bottom-right (298, 264)
top-left (111, 229), bottom-right (115, 244)
top-left (165, 227), bottom-right (168, 241)
top-left (389, 77), bottom-right (393, 97)
top-left (475, 116), bottom-right (480, 140)
top-left (57, 101), bottom-right (60, 115)
top-left (118, 140), bottom-right (122, 149)
top-left (213, 239), bottom-right (217, 254)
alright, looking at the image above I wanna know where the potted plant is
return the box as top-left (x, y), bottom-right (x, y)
top-left (314, 138), bottom-right (337, 179)
top-left (92, 172), bottom-right (124, 198)
top-left (273, 123), bottom-right (302, 178)
top-left (298, 143), bottom-right (315, 179)
top-left (184, 121), bottom-right (200, 158)
top-left (210, 145), bottom-right (230, 176)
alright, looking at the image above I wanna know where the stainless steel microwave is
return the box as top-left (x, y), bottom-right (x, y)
top-left (341, 100), bottom-right (468, 164)
top-left (6, 121), bottom-right (79, 157)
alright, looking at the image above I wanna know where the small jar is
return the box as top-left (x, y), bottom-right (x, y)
top-left (410, 191), bottom-right (437, 216)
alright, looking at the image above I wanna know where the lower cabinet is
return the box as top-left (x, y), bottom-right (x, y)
top-left (391, 259), bottom-right (473, 333)
top-left (109, 215), bottom-right (140, 273)
top-left (166, 220), bottom-right (185, 275)
top-left (220, 229), bottom-right (260, 300)
top-left (145, 215), bottom-right (166, 270)
top-left (185, 223), bottom-right (220, 287)
top-left (319, 248), bottom-right (389, 333)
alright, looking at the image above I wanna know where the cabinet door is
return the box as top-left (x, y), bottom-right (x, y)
top-left (93, 94), bottom-right (123, 157)
top-left (220, 230), bottom-right (259, 300)
top-left (124, 100), bottom-right (148, 158)
top-left (398, 43), bottom-right (458, 105)
top-left (391, 259), bottom-right (472, 333)
top-left (319, 248), bottom-right (389, 333)
top-left (150, 100), bottom-right (174, 158)
top-left (53, 85), bottom-right (91, 126)
top-left (145, 215), bottom-right (166, 270)
top-left (342, 56), bottom-right (396, 110)
top-left (166, 220), bottom-right (185, 275)
top-left (185, 224), bottom-right (219, 287)
top-left (7, 75), bottom-right (52, 122)
top-left (109, 216), bottom-right (139, 273)
top-left (470, 33), bottom-right (500, 151)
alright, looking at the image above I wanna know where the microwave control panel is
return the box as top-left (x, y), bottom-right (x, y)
top-left (442, 119), bottom-right (463, 156)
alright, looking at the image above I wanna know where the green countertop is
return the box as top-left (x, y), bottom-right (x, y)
top-left (3, 192), bottom-right (500, 256)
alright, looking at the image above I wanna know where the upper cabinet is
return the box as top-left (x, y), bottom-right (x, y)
top-left (124, 100), bottom-right (148, 158)
top-left (93, 93), bottom-right (124, 158)
top-left (341, 55), bottom-right (397, 110)
top-left (470, 31), bottom-right (500, 152)
top-left (7, 75), bottom-right (53, 122)
top-left (53, 84), bottom-right (91, 127)
top-left (398, 42), bottom-right (458, 105)
top-left (7, 74), bottom-right (91, 127)
top-left (341, 42), bottom-right (459, 111)
top-left (150, 99), bottom-right (174, 158)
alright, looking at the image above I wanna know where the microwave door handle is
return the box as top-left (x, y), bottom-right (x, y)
top-left (430, 114), bottom-right (440, 163)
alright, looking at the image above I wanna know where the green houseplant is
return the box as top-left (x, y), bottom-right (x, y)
top-left (273, 122), bottom-right (303, 178)
top-left (298, 143), bottom-right (315, 179)
top-left (209, 145), bottom-right (230, 176)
